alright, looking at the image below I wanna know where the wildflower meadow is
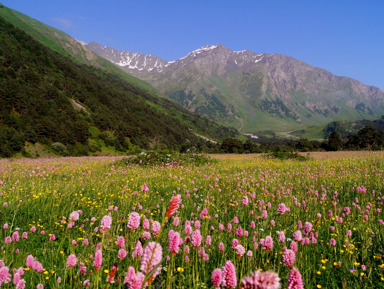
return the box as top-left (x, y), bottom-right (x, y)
top-left (0, 153), bottom-right (383, 288)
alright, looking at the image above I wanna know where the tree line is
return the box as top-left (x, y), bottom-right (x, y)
top-left (218, 124), bottom-right (384, 154)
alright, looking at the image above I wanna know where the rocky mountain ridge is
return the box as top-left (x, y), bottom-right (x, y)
top-left (86, 42), bottom-right (384, 135)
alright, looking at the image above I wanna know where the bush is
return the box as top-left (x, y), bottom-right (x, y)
top-left (51, 142), bottom-right (68, 155)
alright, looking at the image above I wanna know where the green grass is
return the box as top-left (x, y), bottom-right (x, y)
top-left (290, 125), bottom-right (327, 140)
top-left (0, 154), bottom-right (383, 288)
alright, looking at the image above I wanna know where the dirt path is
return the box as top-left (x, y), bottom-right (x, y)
top-left (235, 116), bottom-right (244, 132)
top-left (275, 130), bottom-right (300, 139)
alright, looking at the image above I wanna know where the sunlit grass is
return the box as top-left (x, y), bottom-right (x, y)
top-left (0, 154), bottom-right (383, 288)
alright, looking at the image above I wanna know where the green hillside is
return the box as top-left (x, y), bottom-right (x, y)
top-left (0, 15), bottom-right (237, 157)
top-left (0, 4), bottom-right (173, 98)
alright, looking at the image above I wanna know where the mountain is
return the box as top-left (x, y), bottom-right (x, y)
top-left (0, 13), bottom-right (238, 157)
top-left (85, 42), bottom-right (384, 136)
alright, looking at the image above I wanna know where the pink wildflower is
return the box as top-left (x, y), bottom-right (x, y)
top-left (32, 261), bottom-right (43, 273)
top-left (132, 241), bottom-right (143, 258)
top-left (240, 270), bottom-right (281, 289)
top-left (141, 183), bottom-right (149, 192)
top-left (151, 221), bottom-right (161, 237)
top-left (297, 221), bottom-right (302, 229)
top-left (12, 231), bottom-right (19, 242)
top-left (236, 226), bottom-right (244, 237)
top-left (79, 262), bottom-right (87, 276)
top-left (277, 231), bottom-right (285, 243)
top-left (191, 230), bottom-right (202, 249)
top-left (0, 266), bottom-right (11, 284)
top-left (26, 255), bottom-right (34, 268)
top-left (116, 236), bottom-right (125, 248)
top-left (13, 272), bottom-right (21, 285)
top-left (66, 254), bottom-right (77, 268)
top-left (212, 268), bottom-right (222, 288)
top-left (219, 242), bottom-right (225, 253)
top-left (290, 241), bottom-right (298, 253)
top-left (118, 249), bottom-right (127, 261)
top-left (206, 235), bottom-right (212, 246)
top-left (143, 219), bottom-right (150, 231)
top-left (262, 236), bottom-right (273, 252)
top-left (235, 244), bottom-right (246, 258)
top-left (293, 231), bottom-right (303, 242)
top-left (173, 217), bottom-right (180, 227)
top-left (94, 250), bottom-right (103, 271)
top-left (200, 208), bottom-right (208, 219)
top-left (168, 231), bottom-right (182, 255)
top-left (283, 249), bottom-right (296, 268)
top-left (69, 211), bottom-right (80, 222)
top-left (232, 239), bottom-right (239, 249)
top-left (277, 203), bottom-right (287, 215)
top-left (142, 231), bottom-right (151, 240)
top-left (140, 242), bottom-right (163, 283)
top-left (262, 210), bottom-right (268, 219)
top-left (287, 267), bottom-right (303, 289)
top-left (100, 215), bottom-right (112, 231)
top-left (127, 212), bottom-right (141, 231)
top-left (222, 260), bottom-right (237, 288)
top-left (303, 222), bottom-right (312, 235)
top-left (242, 196), bottom-right (249, 206)
top-left (185, 224), bottom-right (192, 235)
top-left (16, 279), bottom-right (26, 289)
top-left (124, 267), bottom-right (145, 289)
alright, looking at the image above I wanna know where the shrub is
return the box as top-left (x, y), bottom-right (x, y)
top-left (51, 142), bottom-right (68, 155)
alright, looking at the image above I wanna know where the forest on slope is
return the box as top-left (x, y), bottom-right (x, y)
top-left (0, 16), bottom-right (237, 157)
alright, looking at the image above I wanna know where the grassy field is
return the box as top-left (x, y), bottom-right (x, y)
top-left (0, 152), bottom-right (383, 288)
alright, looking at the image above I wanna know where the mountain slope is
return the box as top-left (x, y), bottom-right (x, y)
top-left (0, 4), bottom-right (171, 97)
top-left (86, 42), bottom-right (384, 135)
top-left (0, 15), bottom-right (237, 157)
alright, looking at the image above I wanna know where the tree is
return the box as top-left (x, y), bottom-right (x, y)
top-left (243, 139), bottom-right (256, 153)
top-left (357, 125), bottom-right (377, 149)
top-left (221, 138), bottom-right (244, 153)
top-left (295, 138), bottom-right (313, 152)
top-left (327, 131), bottom-right (343, 151)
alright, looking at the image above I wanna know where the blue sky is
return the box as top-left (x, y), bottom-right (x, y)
top-left (2, 0), bottom-right (384, 90)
